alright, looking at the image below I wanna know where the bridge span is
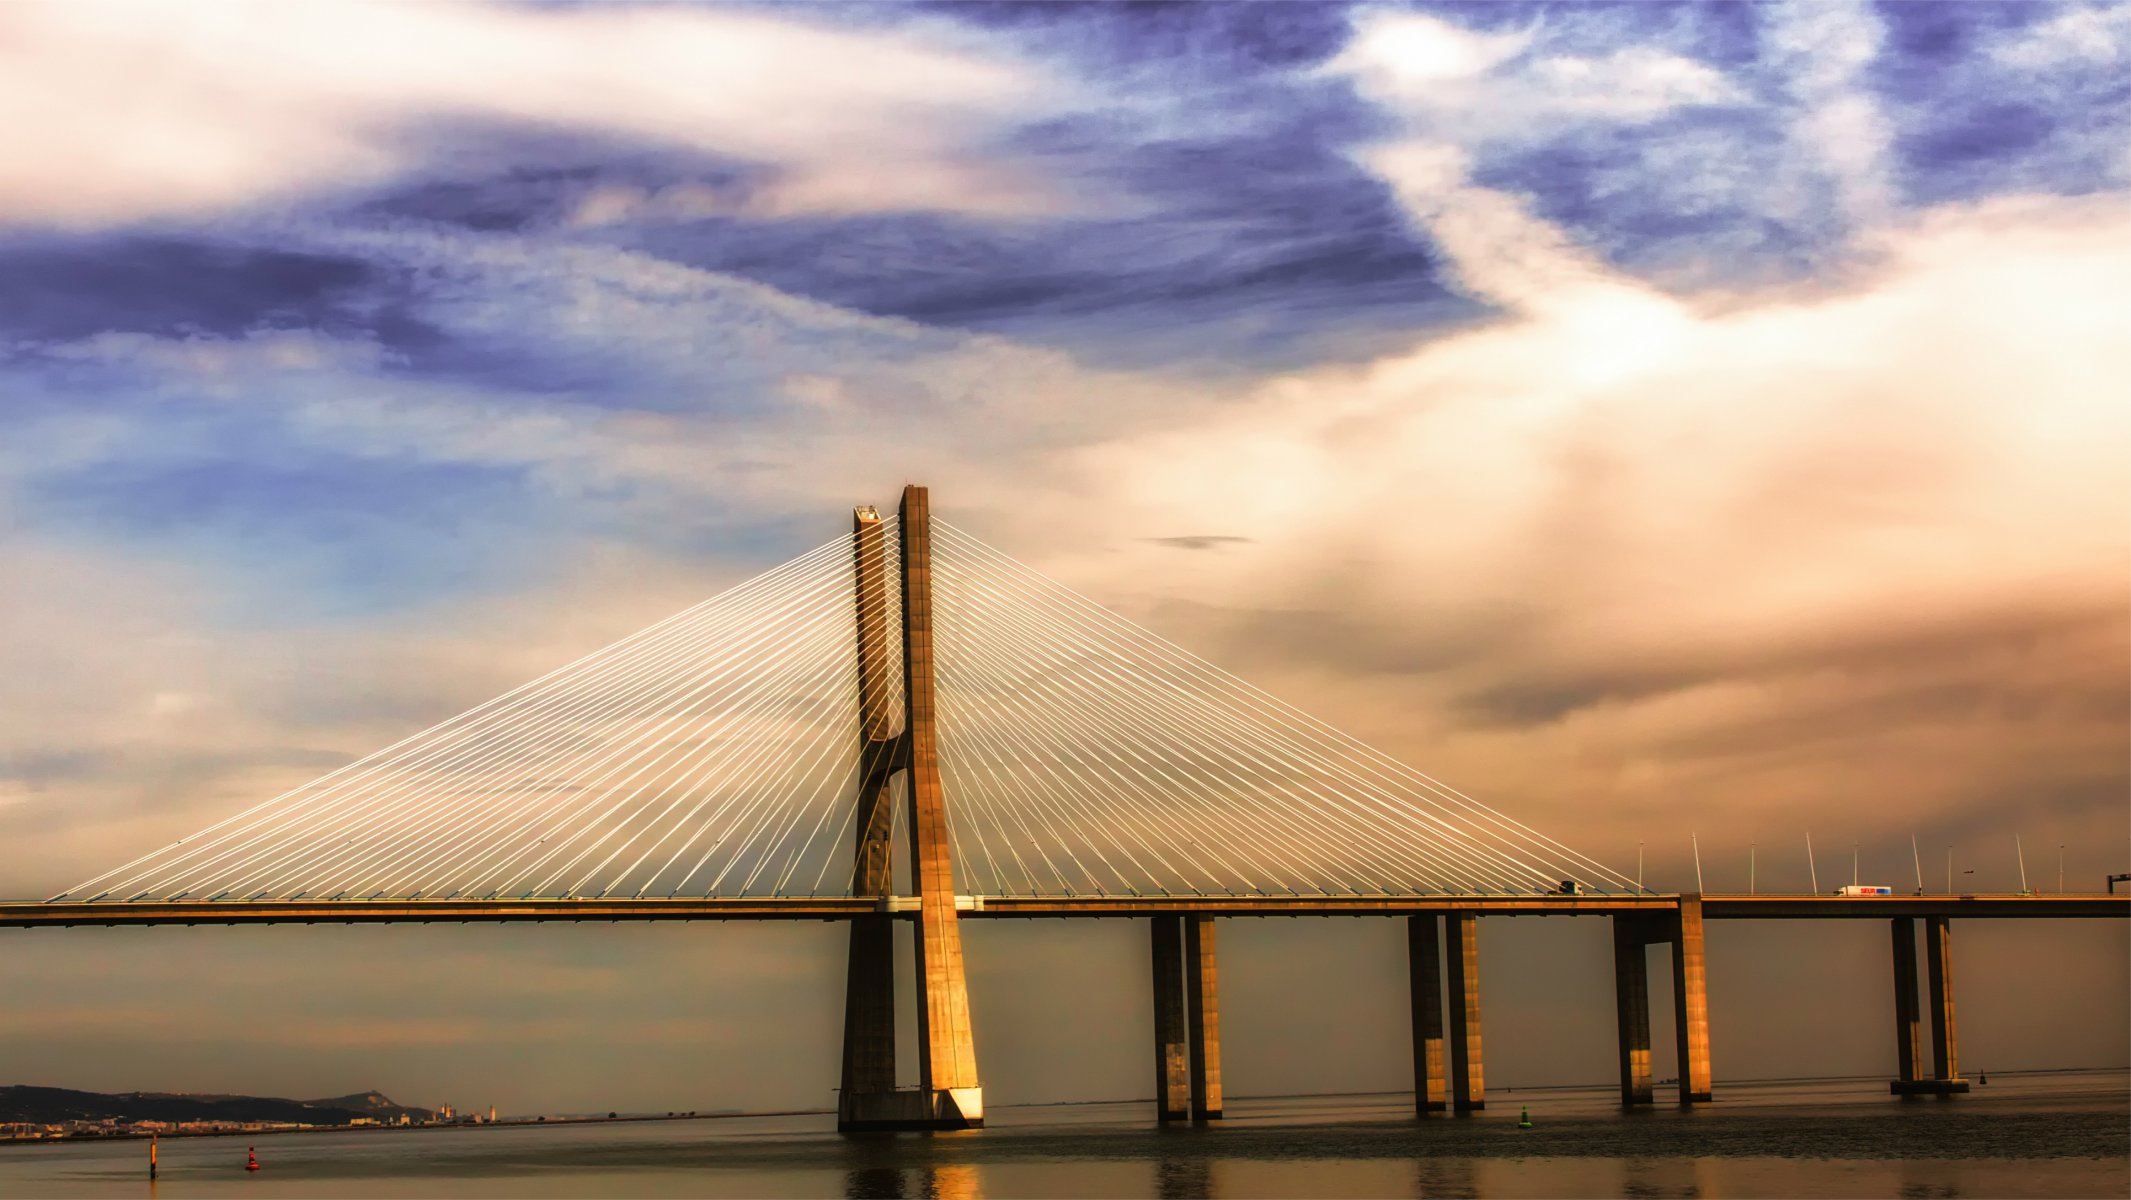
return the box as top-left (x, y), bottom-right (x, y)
top-left (5, 892), bottom-right (2121, 926)
top-left (15, 487), bottom-right (2126, 1128)
top-left (6, 891), bottom-right (2121, 1120)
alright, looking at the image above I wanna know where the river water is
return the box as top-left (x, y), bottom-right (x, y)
top-left (3, 1070), bottom-right (2123, 1198)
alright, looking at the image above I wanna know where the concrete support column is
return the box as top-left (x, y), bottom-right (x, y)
top-left (1670, 896), bottom-right (1713, 1104)
top-left (1151, 916), bottom-right (1191, 1123)
top-left (1611, 916), bottom-right (1654, 1108)
top-left (1185, 916), bottom-right (1224, 1121)
top-left (1890, 918), bottom-right (1922, 1086)
top-left (1926, 916), bottom-right (1959, 1083)
top-left (1407, 915), bottom-right (1447, 1115)
top-left (841, 486), bottom-right (982, 1132)
top-left (839, 506), bottom-right (905, 1130)
top-left (1446, 911), bottom-right (1484, 1113)
top-left (1889, 916), bottom-right (1968, 1096)
top-left (900, 487), bottom-right (982, 1127)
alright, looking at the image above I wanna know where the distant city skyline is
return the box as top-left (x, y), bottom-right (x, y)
top-left (0, 0), bottom-right (2124, 1114)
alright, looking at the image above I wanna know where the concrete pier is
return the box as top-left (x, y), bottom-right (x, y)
top-left (1889, 915), bottom-right (1967, 1095)
top-left (1185, 916), bottom-right (1223, 1121)
top-left (900, 487), bottom-right (983, 1128)
top-left (1890, 918), bottom-right (1923, 1090)
top-left (1671, 896), bottom-right (1713, 1104)
top-left (841, 487), bottom-right (984, 1131)
top-left (1611, 915), bottom-right (1655, 1108)
top-left (1407, 915), bottom-right (1447, 1114)
top-left (1446, 911), bottom-right (1484, 1112)
top-left (1151, 915), bottom-right (1191, 1122)
top-left (1926, 916), bottom-right (1966, 1090)
top-left (838, 506), bottom-right (904, 1130)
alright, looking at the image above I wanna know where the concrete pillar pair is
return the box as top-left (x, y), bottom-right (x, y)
top-left (1151, 915), bottom-right (1223, 1122)
top-left (838, 489), bottom-right (984, 1132)
top-left (1407, 913), bottom-right (1484, 1113)
top-left (1889, 916), bottom-right (1966, 1095)
top-left (1610, 898), bottom-right (1713, 1107)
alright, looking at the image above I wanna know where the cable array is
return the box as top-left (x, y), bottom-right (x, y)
top-left (929, 520), bottom-right (1634, 897)
top-left (59, 508), bottom-right (1632, 905)
top-left (58, 526), bottom-right (903, 903)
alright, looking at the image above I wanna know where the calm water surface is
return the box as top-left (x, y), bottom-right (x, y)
top-left (3, 1071), bottom-right (2123, 1198)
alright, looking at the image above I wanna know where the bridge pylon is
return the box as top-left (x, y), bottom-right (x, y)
top-left (837, 485), bottom-right (983, 1131)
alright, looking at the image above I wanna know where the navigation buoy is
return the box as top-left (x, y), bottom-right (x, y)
top-left (245, 1146), bottom-right (260, 1173)
top-left (1518, 1105), bottom-right (1533, 1129)
top-left (149, 1135), bottom-right (158, 1180)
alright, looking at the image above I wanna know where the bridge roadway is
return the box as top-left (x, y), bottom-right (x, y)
top-left (2, 890), bottom-right (2123, 1119)
top-left (1, 892), bottom-right (2121, 927)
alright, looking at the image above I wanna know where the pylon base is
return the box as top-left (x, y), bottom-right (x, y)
top-left (1889, 1079), bottom-right (1968, 1096)
top-left (838, 1088), bottom-right (984, 1132)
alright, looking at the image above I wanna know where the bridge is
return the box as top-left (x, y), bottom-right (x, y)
top-left (11, 486), bottom-right (2125, 1129)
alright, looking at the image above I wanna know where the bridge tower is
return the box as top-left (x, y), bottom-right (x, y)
top-left (837, 485), bottom-right (984, 1131)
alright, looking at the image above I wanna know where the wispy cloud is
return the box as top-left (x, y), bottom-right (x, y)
top-left (1759, 0), bottom-right (1895, 228)
top-left (0, 1), bottom-right (1074, 229)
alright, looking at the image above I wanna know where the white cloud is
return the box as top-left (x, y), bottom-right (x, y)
top-left (1019, 194), bottom-right (2131, 853)
top-left (1361, 141), bottom-right (1641, 312)
top-left (1330, 9), bottom-right (1741, 312)
top-left (1334, 9), bottom-right (1737, 143)
top-left (1333, 11), bottom-right (1532, 94)
top-left (1992, 3), bottom-right (2131, 69)
top-left (0, 1), bottom-right (1069, 229)
top-left (1759, 0), bottom-right (1895, 227)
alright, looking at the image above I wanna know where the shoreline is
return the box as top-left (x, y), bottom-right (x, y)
top-left (0, 1107), bottom-right (835, 1147)
top-left (6, 1065), bottom-right (2123, 1147)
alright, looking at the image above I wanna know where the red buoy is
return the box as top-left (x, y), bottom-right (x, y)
top-left (246, 1146), bottom-right (261, 1172)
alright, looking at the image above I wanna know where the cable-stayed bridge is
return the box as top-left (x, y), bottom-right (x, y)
top-left (6, 486), bottom-right (2122, 1129)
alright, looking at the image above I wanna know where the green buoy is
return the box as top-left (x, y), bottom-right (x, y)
top-left (1518, 1105), bottom-right (1532, 1129)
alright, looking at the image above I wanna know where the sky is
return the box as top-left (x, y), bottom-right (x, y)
top-left (0, 0), bottom-right (2125, 1116)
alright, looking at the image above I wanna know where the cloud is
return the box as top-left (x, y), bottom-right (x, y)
top-left (0, 1), bottom-right (1070, 229)
top-left (1329, 9), bottom-right (1741, 311)
top-left (1024, 192), bottom-right (2130, 862)
top-left (1992, 3), bottom-right (2131, 69)
top-left (1332, 10), bottom-right (1738, 142)
top-left (1758, 0), bottom-right (1896, 227)
top-left (1142, 536), bottom-right (1255, 551)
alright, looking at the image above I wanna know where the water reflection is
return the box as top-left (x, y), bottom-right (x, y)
top-left (842, 1161), bottom-right (984, 1200)
top-left (1621, 1155), bottom-right (1701, 1197)
top-left (844, 1165), bottom-right (904, 1199)
top-left (1415, 1155), bottom-right (1476, 1198)
top-left (922, 1162), bottom-right (982, 1200)
top-left (1155, 1154), bottom-right (1211, 1199)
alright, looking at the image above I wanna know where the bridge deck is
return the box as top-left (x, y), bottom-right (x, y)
top-left (1, 894), bottom-right (2122, 928)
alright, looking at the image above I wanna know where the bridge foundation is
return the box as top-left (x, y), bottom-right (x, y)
top-left (1671, 896), bottom-right (1713, 1104)
top-left (1611, 915), bottom-right (1655, 1108)
top-left (1892, 916), bottom-right (1967, 1095)
top-left (1186, 916), bottom-right (1224, 1121)
top-left (1407, 915), bottom-right (1447, 1114)
top-left (1889, 917), bottom-right (1924, 1092)
top-left (1611, 903), bottom-right (1711, 1107)
top-left (1150, 914), bottom-right (1223, 1123)
top-left (1151, 916), bottom-right (1191, 1122)
top-left (1447, 910), bottom-right (1484, 1112)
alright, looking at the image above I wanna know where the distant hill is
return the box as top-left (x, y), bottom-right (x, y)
top-left (0, 1085), bottom-right (433, 1127)
top-left (303, 1091), bottom-right (431, 1122)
